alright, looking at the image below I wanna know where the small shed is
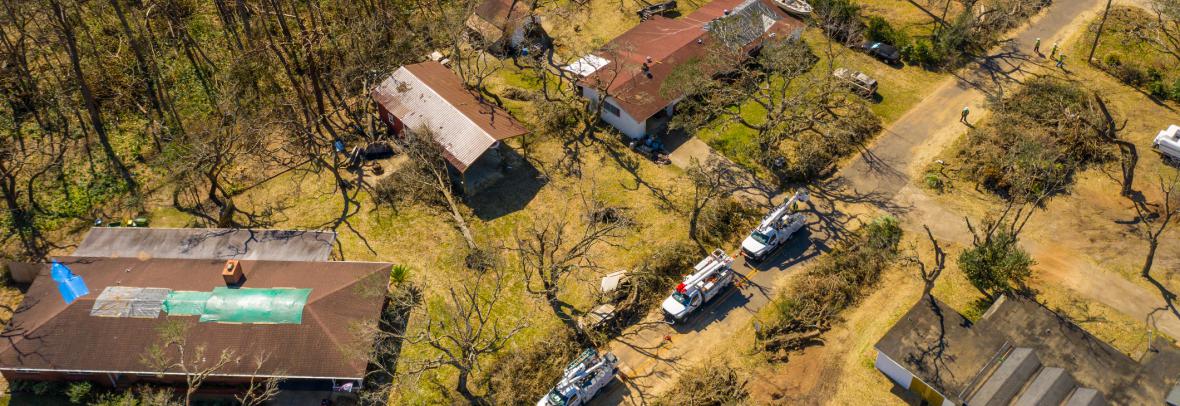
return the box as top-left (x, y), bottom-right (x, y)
top-left (371, 61), bottom-right (529, 195)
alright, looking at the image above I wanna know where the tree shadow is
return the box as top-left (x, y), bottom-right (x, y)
top-left (601, 141), bottom-right (677, 210)
top-left (1144, 274), bottom-right (1180, 323)
top-left (467, 148), bottom-right (548, 221)
top-left (951, 46), bottom-right (1038, 98)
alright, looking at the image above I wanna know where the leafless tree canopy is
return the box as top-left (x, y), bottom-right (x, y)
top-left (395, 269), bottom-right (526, 405)
top-left (513, 192), bottom-right (632, 336)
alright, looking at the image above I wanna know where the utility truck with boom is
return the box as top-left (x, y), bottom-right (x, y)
top-left (538, 349), bottom-right (619, 406)
top-left (741, 190), bottom-right (808, 262)
top-left (661, 249), bottom-right (736, 323)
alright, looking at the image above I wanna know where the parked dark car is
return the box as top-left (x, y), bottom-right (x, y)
top-left (860, 41), bottom-right (901, 64)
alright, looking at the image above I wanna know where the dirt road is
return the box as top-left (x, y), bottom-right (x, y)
top-left (592, 0), bottom-right (1180, 403)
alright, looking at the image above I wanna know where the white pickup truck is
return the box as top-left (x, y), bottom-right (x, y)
top-left (537, 349), bottom-right (619, 406)
top-left (741, 190), bottom-right (809, 262)
top-left (661, 249), bottom-right (736, 323)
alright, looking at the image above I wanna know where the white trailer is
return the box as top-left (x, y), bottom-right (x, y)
top-left (537, 349), bottom-right (619, 406)
top-left (1154, 125), bottom-right (1180, 162)
top-left (741, 190), bottom-right (809, 261)
top-left (661, 249), bottom-right (736, 322)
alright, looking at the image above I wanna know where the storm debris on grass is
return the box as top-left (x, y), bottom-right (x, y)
top-left (756, 216), bottom-right (902, 361)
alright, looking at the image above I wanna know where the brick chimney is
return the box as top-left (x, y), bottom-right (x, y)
top-left (222, 259), bottom-right (244, 286)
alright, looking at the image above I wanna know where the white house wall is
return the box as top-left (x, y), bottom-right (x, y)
top-left (581, 87), bottom-right (648, 139)
top-left (875, 351), bottom-right (913, 389)
top-left (875, 351), bottom-right (956, 406)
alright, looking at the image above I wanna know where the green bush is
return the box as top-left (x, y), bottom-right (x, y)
top-left (924, 171), bottom-right (945, 192)
top-left (66, 381), bottom-right (93, 404)
top-left (902, 39), bottom-right (941, 67)
top-left (865, 16), bottom-right (909, 48)
top-left (958, 228), bottom-right (1033, 298)
top-left (1103, 52), bottom-right (1122, 67)
top-left (1148, 80), bottom-right (1169, 99)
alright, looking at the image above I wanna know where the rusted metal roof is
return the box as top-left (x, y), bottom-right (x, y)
top-left (581, 0), bottom-right (804, 122)
top-left (372, 61), bottom-right (528, 172)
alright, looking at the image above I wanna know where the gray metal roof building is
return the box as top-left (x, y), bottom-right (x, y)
top-left (874, 295), bottom-right (1180, 405)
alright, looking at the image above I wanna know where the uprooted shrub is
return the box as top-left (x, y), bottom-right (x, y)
top-left (757, 216), bottom-right (902, 361)
top-left (655, 364), bottom-right (749, 406)
top-left (695, 198), bottom-right (760, 248)
top-left (485, 329), bottom-right (581, 405)
top-left (601, 241), bottom-right (699, 334)
top-left (958, 77), bottom-right (1115, 202)
top-left (902, 0), bottom-right (1048, 69)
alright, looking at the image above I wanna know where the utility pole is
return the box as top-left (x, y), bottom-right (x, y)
top-left (1089, 0), bottom-right (1114, 63)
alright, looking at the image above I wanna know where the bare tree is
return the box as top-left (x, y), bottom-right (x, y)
top-left (668, 39), bottom-right (878, 181)
top-left (513, 194), bottom-right (631, 335)
top-left (1126, 170), bottom-right (1180, 279)
top-left (907, 225), bottom-right (947, 295)
top-left (1137, 0), bottom-right (1180, 65)
top-left (141, 320), bottom-right (240, 406)
top-left (49, 0), bottom-right (139, 200)
top-left (397, 269), bottom-right (525, 405)
top-left (380, 127), bottom-right (478, 250)
top-left (236, 354), bottom-right (284, 406)
top-left (682, 157), bottom-right (740, 249)
top-left (1075, 93), bottom-right (1134, 196)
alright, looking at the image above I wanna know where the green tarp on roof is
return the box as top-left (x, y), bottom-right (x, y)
top-left (200, 287), bottom-right (311, 324)
top-left (162, 288), bottom-right (311, 324)
top-left (163, 291), bottom-right (212, 316)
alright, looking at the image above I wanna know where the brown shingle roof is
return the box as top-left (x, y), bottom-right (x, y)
top-left (0, 257), bottom-right (391, 380)
top-left (372, 61), bottom-right (528, 172)
top-left (581, 0), bottom-right (804, 122)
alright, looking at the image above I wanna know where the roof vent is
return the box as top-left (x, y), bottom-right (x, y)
top-left (222, 259), bottom-right (244, 286)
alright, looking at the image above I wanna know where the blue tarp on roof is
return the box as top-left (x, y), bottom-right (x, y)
top-left (50, 260), bottom-right (90, 304)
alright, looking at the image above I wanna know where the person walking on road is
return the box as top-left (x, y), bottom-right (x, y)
top-left (961, 106), bottom-right (970, 124)
top-left (1057, 54), bottom-right (1066, 69)
top-left (1033, 37), bottom-right (1041, 54)
top-left (1050, 42), bottom-right (1059, 58)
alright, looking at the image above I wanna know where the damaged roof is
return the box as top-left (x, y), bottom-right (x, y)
top-left (372, 61), bottom-right (528, 172)
top-left (579, 0), bottom-right (804, 122)
top-left (0, 257), bottom-right (391, 380)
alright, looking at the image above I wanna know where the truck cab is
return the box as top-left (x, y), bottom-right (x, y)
top-left (661, 249), bottom-right (735, 322)
top-left (741, 191), bottom-right (809, 262)
top-left (741, 213), bottom-right (806, 261)
top-left (538, 349), bottom-right (619, 406)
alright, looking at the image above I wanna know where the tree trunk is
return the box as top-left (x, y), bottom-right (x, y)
top-left (1089, 0), bottom-right (1114, 63)
top-left (439, 182), bottom-right (477, 250)
top-left (1141, 239), bottom-right (1158, 278)
top-left (454, 370), bottom-right (485, 406)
